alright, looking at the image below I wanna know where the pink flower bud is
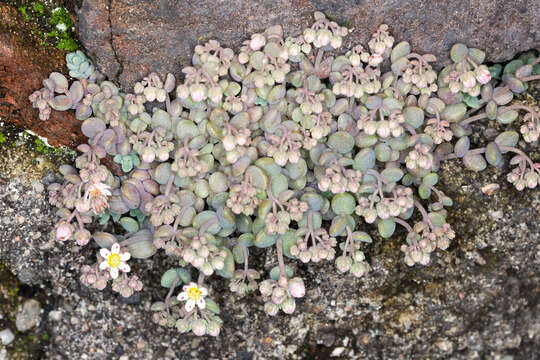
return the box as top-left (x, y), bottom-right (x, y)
top-left (74, 228), bottom-right (91, 246)
top-left (281, 298), bottom-right (296, 314)
top-left (56, 222), bottom-right (73, 241)
top-left (264, 302), bottom-right (279, 316)
top-left (250, 34), bottom-right (266, 51)
top-left (259, 280), bottom-right (274, 297)
top-left (207, 321), bottom-right (221, 337)
top-left (475, 66), bottom-right (491, 84)
top-left (287, 277), bottom-right (305, 298)
top-left (192, 319), bottom-right (207, 336)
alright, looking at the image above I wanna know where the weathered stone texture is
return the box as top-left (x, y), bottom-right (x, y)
top-left (0, 4), bottom-right (85, 148)
top-left (78, 0), bottom-right (540, 89)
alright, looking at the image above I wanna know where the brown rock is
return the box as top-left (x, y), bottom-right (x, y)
top-left (0, 4), bottom-right (84, 148)
top-left (78, 0), bottom-right (540, 90)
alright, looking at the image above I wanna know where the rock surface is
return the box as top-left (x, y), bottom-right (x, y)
top-left (0, 329), bottom-right (14, 346)
top-left (0, 4), bottom-right (85, 148)
top-left (78, 0), bottom-right (540, 89)
top-left (15, 299), bottom-right (42, 332)
top-left (0, 84), bottom-right (539, 358)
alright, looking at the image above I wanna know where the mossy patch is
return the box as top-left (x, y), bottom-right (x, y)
top-left (8, 1), bottom-right (79, 51)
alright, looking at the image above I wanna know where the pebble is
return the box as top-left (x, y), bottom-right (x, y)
top-left (481, 183), bottom-right (500, 195)
top-left (0, 329), bottom-right (15, 345)
top-left (330, 347), bottom-right (346, 357)
top-left (436, 338), bottom-right (454, 352)
top-left (49, 310), bottom-right (62, 322)
top-left (32, 180), bottom-right (44, 193)
top-left (0, 348), bottom-right (7, 360)
top-left (16, 299), bottom-right (41, 332)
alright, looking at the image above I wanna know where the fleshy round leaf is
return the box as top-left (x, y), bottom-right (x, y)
top-left (119, 217), bottom-right (139, 233)
top-left (463, 153), bottom-right (487, 172)
top-left (494, 131), bottom-right (519, 148)
top-left (485, 142), bottom-right (503, 166)
top-left (216, 247), bottom-right (235, 279)
top-left (377, 218), bottom-right (396, 238)
top-left (331, 193), bottom-right (356, 215)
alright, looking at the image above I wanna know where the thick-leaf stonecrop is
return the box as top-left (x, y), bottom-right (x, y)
top-left (31, 12), bottom-right (539, 336)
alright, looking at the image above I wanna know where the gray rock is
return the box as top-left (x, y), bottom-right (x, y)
top-left (15, 299), bottom-right (41, 332)
top-left (48, 310), bottom-right (62, 322)
top-left (0, 329), bottom-right (14, 346)
top-left (77, 0), bottom-right (540, 89)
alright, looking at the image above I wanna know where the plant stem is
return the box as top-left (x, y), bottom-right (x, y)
top-left (276, 236), bottom-right (286, 278)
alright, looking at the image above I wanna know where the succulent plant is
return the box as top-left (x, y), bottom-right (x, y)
top-left (32, 11), bottom-right (539, 337)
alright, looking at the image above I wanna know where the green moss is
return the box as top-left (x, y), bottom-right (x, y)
top-left (33, 136), bottom-right (61, 155)
top-left (32, 1), bottom-right (44, 16)
top-left (49, 7), bottom-right (73, 28)
top-left (0, 132), bottom-right (7, 143)
top-left (18, 5), bottom-right (30, 21)
top-left (12, 1), bottom-right (79, 51)
top-left (57, 37), bottom-right (78, 51)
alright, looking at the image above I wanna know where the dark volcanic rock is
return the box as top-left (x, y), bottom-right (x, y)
top-left (78, 0), bottom-right (540, 89)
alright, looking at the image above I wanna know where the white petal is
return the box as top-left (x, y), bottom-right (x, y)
top-left (177, 292), bottom-right (188, 301)
top-left (196, 298), bottom-right (206, 309)
top-left (99, 248), bottom-right (110, 259)
top-left (119, 262), bottom-right (130, 273)
top-left (200, 287), bottom-right (208, 297)
top-left (182, 284), bottom-right (190, 292)
top-left (120, 252), bottom-right (131, 261)
top-left (110, 267), bottom-right (119, 279)
top-left (185, 300), bottom-right (195, 312)
top-left (111, 243), bottom-right (120, 254)
top-left (99, 260), bottom-right (109, 270)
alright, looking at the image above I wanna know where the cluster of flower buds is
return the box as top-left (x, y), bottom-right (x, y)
top-left (367, 24), bottom-right (395, 66)
top-left (441, 43), bottom-right (492, 96)
top-left (335, 231), bottom-right (370, 278)
top-left (80, 264), bottom-right (110, 290)
top-left (181, 235), bottom-right (227, 276)
top-left (405, 143), bottom-right (434, 171)
top-left (112, 274), bottom-right (143, 298)
top-left (317, 166), bottom-right (363, 194)
top-left (290, 228), bottom-right (337, 263)
top-left (507, 166), bottom-right (540, 190)
top-left (229, 269), bottom-right (260, 296)
top-left (398, 53), bottom-right (438, 95)
top-left (303, 11), bottom-right (348, 50)
top-left (259, 276), bottom-right (305, 315)
top-left (520, 108), bottom-right (539, 143)
top-left (134, 72), bottom-right (175, 103)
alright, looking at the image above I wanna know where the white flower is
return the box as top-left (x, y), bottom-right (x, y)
top-left (88, 182), bottom-right (112, 197)
top-left (56, 23), bottom-right (68, 32)
top-left (81, 182), bottom-right (112, 214)
top-left (177, 282), bottom-right (208, 312)
top-left (99, 243), bottom-right (131, 279)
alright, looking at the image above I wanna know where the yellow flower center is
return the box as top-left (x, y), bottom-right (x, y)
top-left (90, 188), bottom-right (101, 197)
top-left (187, 287), bottom-right (201, 301)
top-left (108, 253), bottom-right (121, 268)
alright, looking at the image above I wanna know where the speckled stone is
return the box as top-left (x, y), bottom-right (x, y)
top-left (78, 0), bottom-right (540, 89)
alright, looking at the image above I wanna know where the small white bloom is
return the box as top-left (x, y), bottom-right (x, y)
top-left (99, 243), bottom-right (131, 279)
top-left (56, 23), bottom-right (68, 32)
top-left (87, 182), bottom-right (112, 197)
top-left (177, 282), bottom-right (208, 312)
top-left (83, 182), bottom-right (112, 214)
